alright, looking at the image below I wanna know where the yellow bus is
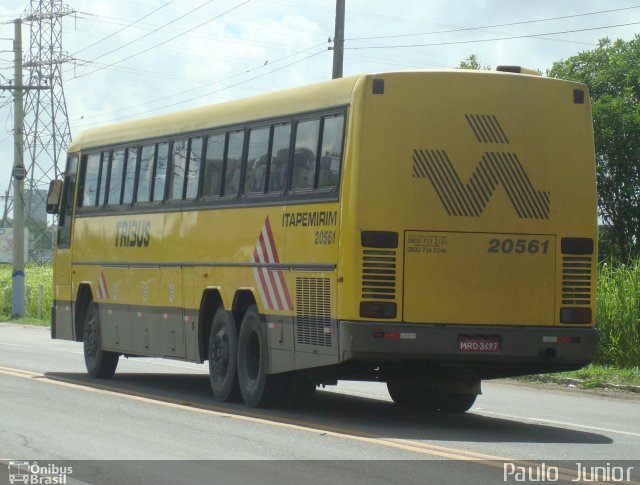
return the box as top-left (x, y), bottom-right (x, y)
top-left (48, 68), bottom-right (598, 411)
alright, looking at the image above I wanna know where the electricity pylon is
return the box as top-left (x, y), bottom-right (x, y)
top-left (20, 0), bottom-right (74, 262)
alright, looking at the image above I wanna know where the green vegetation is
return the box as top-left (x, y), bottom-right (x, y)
top-left (596, 260), bottom-right (640, 368)
top-left (0, 264), bottom-right (52, 324)
top-left (521, 365), bottom-right (640, 389)
top-left (549, 36), bottom-right (640, 262)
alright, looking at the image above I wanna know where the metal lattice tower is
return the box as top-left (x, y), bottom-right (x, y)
top-left (21, 0), bottom-right (74, 259)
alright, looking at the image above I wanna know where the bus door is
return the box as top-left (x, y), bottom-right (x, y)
top-left (53, 154), bottom-right (78, 340)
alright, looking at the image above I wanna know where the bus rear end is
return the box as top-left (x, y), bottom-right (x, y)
top-left (337, 70), bottom-right (597, 411)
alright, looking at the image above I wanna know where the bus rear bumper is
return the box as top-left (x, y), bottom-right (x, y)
top-left (338, 321), bottom-right (598, 376)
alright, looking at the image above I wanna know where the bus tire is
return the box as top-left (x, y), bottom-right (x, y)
top-left (435, 392), bottom-right (477, 413)
top-left (208, 307), bottom-right (241, 402)
top-left (83, 301), bottom-right (119, 379)
top-left (237, 305), bottom-right (285, 408)
top-left (386, 380), bottom-right (438, 412)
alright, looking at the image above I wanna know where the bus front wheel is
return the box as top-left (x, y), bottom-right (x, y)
top-left (83, 301), bottom-right (119, 379)
top-left (208, 307), bottom-right (241, 402)
top-left (237, 305), bottom-right (286, 408)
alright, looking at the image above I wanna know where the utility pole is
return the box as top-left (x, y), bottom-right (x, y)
top-left (0, 19), bottom-right (51, 317)
top-left (12, 18), bottom-right (26, 317)
top-left (332, 0), bottom-right (345, 79)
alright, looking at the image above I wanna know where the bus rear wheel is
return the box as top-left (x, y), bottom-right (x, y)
top-left (237, 305), bottom-right (286, 408)
top-left (386, 381), bottom-right (438, 412)
top-left (436, 392), bottom-right (477, 413)
top-left (83, 301), bottom-right (119, 379)
top-left (208, 307), bottom-right (241, 402)
top-left (387, 381), bottom-right (478, 413)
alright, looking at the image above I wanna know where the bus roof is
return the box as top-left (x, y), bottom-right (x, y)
top-left (68, 74), bottom-right (362, 152)
top-left (68, 69), bottom-right (575, 152)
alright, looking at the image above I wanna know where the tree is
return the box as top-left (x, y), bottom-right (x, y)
top-left (548, 36), bottom-right (640, 261)
top-left (457, 54), bottom-right (491, 70)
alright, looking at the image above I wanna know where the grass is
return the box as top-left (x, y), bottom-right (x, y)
top-left (595, 260), bottom-right (640, 368)
top-left (0, 263), bottom-right (52, 323)
top-left (519, 364), bottom-right (640, 389)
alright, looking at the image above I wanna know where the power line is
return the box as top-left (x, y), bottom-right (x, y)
top-left (69, 41), bottom-right (327, 123)
top-left (71, 0), bottom-right (252, 80)
top-left (78, 8), bottom-right (327, 45)
top-left (72, 48), bottom-right (327, 128)
top-left (72, 0), bottom-right (179, 56)
top-left (65, 0), bottom-right (218, 75)
top-left (345, 21), bottom-right (640, 50)
top-left (346, 5), bottom-right (640, 41)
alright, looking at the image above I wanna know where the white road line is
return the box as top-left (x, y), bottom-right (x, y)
top-left (474, 409), bottom-right (640, 438)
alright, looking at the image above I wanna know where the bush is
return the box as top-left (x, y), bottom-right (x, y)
top-left (0, 264), bottom-right (52, 321)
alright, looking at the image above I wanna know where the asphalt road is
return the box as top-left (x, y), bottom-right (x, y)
top-left (0, 323), bottom-right (638, 485)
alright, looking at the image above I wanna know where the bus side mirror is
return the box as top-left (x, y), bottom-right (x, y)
top-left (47, 179), bottom-right (63, 214)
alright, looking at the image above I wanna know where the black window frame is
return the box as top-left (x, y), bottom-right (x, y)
top-left (72, 105), bottom-right (347, 216)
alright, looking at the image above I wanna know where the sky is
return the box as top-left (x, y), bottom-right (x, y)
top-left (0, 0), bottom-right (638, 211)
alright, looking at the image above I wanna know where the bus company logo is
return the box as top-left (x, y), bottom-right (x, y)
top-left (252, 216), bottom-right (293, 312)
top-left (8, 461), bottom-right (73, 484)
top-left (412, 114), bottom-right (550, 219)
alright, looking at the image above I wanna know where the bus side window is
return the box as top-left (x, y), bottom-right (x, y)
top-left (202, 134), bottom-right (225, 197)
top-left (268, 123), bottom-right (291, 193)
top-left (291, 119), bottom-right (319, 191)
top-left (57, 154), bottom-right (78, 248)
top-left (244, 127), bottom-right (269, 195)
top-left (152, 142), bottom-right (169, 202)
top-left (317, 114), bottom-right (344, 190)
top-left (185, 136), bottom-right (203, 200)
top-left (97, 151), bottom-right (110, 206)
top-left (170, 139), bottom-right (188, 200)
top-left (107, 149), bottom-right (125, 205)
top-left (223, 131), bottom-right (244, 197)
top-left (122, 146), bottom-right (138, 205)
top-left (81, 153), bottom-right (101, 207)
top-left (136, 144), bottom-right (155, 203)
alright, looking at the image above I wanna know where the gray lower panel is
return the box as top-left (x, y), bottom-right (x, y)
top-left (339, 321), bottom-right (598, 366)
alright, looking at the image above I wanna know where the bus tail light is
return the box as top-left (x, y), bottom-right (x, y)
top-left (360, 301), bottom-right (397, 319)
top-left (561, 237), bottom-right (593, 255)
top-left (560, 307), bottom-right (592, 324)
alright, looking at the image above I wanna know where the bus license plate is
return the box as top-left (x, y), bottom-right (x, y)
top-left (458, 335), bottom-right (501, 353)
